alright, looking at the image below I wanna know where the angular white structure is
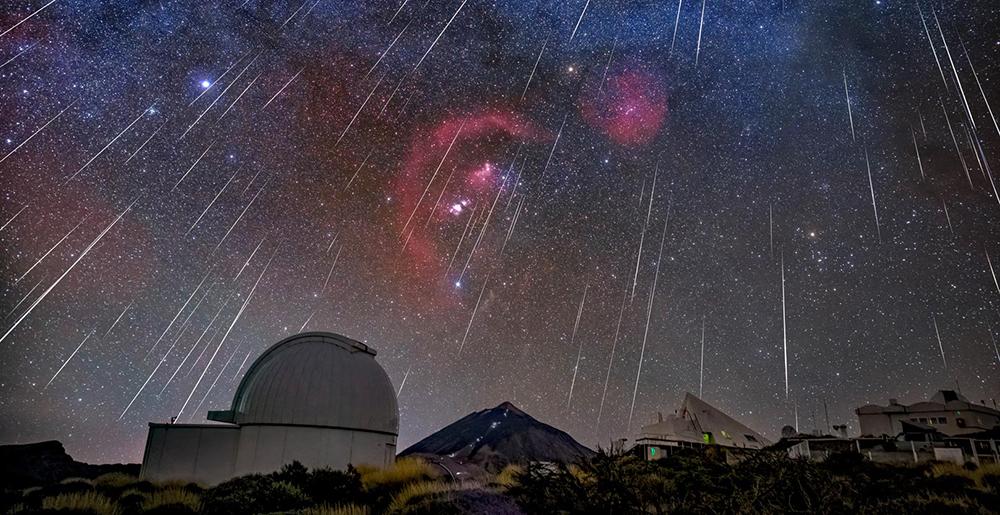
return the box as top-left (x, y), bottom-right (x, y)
top-left (634, 393), bottom-right (771, 460)
top-left (140, 332), bottom-right (398, 485)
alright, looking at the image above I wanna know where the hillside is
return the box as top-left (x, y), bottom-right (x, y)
top-left (401, 401), bottom-right (594, 474)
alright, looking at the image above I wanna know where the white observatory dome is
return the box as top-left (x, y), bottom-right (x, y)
top-left (217, 332), bottom-right (398, 435)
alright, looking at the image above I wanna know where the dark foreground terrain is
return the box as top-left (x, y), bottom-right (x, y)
top-left (2, 446), bottom-right (999, 514)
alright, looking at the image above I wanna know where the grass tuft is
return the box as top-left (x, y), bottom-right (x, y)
top-left (141, 486), bottom-right (202, 512)
top-left (41, 491), bottom-right (119, 515)
top-left (299, 503), bottom-right (371, 515)
top-left (356, 458), bottom-right (435, 490)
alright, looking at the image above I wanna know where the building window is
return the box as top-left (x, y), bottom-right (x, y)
top-left (956, 418), bottom-right (966, 428)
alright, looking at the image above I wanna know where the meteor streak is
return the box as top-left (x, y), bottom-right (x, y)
top-left (412, 0), bottom-right (468, 73)
top-left (1, 100), bottom-right (78, 167)
top-left (780, 252), bottom-right (789, 398)
top-left (0, 42), bottom-right (38, 70)
top-left (631, 168), bottom-right (657, 301)
top-left (843, 71), bottom-right (855, 141)
top-left (458, 273), bottom-right (489, 355)
top-left (366, 20), bottom-right (411, 80)
top-left (597, 287), bottom-right (627, 428)
top-left (0, 0), bottom-right (58, 39)
top-left (694, 0), bottom-right (706, 65)
top-left (124, 120), bottom-right (166, 164)
top-left (173, 140), bottom-right (216, 191)
top-left (1, 204), bottom-right (28, 232)
top-left (44, 329), bottom-right (95, 389)
top-left (932, 315), bottom-right (947, 369)
top-left (400, 122), bottom-right (464, 237)
top-left (670, 0), bottom-right (683, 54)
top-left (912, 129), bottom-right (925, 180)
top-left (539, 115), bottom-right (567, 182)
top-left (0, 199), bottom-right (137, 346)
top-left (569, 0), bottom-right (591, 42)
top-left (336, 75), bottom-right (384, 146)
top-left (397, 366), bottom-right (411, 396)
top-left (987, 249), bottom-right (1000, 297)
top-left (521, 36), bottom-right (548, 101)
top-left (5, 279), bottom-right (42, 320)
top-left (262, 68), bottom-right (304, 110)
top-left (917, 3), bottom-right (949, 93)
top-left (160, 294), bottom-right (233, 394)
top-left (15, 217), bottom-right (89, 284)
top-left (322, 246), bottom-right (344, 293)
top-left (67, 104), bottom-right (153, 182)
top-left (145, 268), bottom-right (213, 359)
top-left (699, 316), bottom-right (706, 397)
top-left (628, 204), bottom-right (670, 433)
top-left (104, 301), bottom-right (133, 338)
top-left (566, 284), bottom-right (589, 409)
top-left (187, 167), bottom-right (240, 235)
top-left (232, 351), bottom-right (252, 382)
top-left (214, 181), bottom-right (268, 255)
top-left (175, 250), bottom-right (275, 420)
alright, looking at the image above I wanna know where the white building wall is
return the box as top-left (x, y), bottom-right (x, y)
top-left (142, 423), bottom-right (397, 485)
top-left (232, 425), bottom-right (396, 476)
top-left (140, 425), bottom-right (240, 485)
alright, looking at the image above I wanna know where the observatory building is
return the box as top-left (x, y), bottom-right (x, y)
top-left (634, 393), bottom-right (771, 460)
top-left (140, 332), bottom-right (399, 485)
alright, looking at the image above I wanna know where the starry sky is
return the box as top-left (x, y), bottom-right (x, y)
top-left (1, 0), bottom-right (999, 464)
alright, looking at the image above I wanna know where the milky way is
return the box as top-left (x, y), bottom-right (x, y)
top-left (1, 0), bottom-right (999, 463)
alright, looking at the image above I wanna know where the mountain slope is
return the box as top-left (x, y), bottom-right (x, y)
top-left (0, 440), bottom-right (139, 488)
top-left (401, 402), bottom-right (594, 472)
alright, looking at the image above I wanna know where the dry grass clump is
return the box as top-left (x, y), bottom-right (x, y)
top-left (356, 457), bottom-right (435, 490)
top-left (929, 462), bottom-right (1000, 490)
top-left (385, 480), bottom-right (451, 512)
top-left (92, 472), bottom-right (139, 489)
top-left (493, 464), bottom-right (523, 488)
top-left (41, 491), bottom-right (119, 515)
top-left (141, 486), bottom-right (203, 512)
top-left (299, 503), bottom-right (371, 515)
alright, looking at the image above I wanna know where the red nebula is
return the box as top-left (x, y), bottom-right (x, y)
top-left (390, 111), bottom-right (545, 299)
top-left (579, 69), bottom-right (668, 146)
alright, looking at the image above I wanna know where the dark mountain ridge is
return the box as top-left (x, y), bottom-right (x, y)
top-left (0, 440), bottom-right (139, 488)
top-left (401, 401), bottom-right (594, 473)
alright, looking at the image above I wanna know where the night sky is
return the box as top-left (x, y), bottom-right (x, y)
top-left (2, 0), bottom-right (999, 464)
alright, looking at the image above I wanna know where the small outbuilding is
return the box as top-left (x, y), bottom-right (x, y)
top-left (140, 332), bottom-right (399, 485)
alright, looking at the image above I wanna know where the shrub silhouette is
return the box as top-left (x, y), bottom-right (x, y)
top-left (5, 453), bottom-right (999, 514)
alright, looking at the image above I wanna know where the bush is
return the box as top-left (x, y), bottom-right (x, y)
top-left (304, 467), bottom-right (364, 506)
top-left (201, 475), bottom-right (308, 515)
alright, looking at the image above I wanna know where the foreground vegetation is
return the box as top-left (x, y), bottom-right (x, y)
top-left (3, 450), bottom-right (999, 514)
